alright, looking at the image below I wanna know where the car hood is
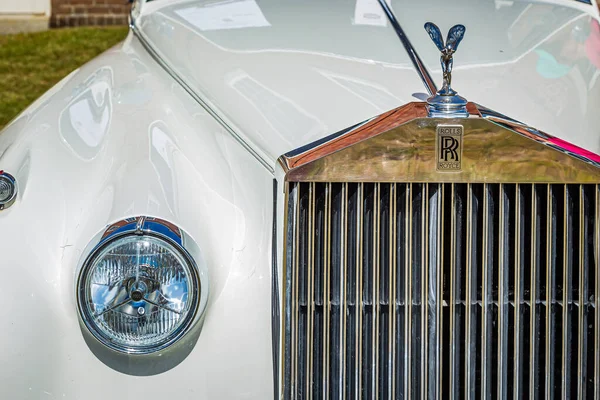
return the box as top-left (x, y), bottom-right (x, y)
top-left (136, 0), bottom-right (600, 166)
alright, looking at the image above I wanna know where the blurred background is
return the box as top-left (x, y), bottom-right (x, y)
top-left (0, 0), bottom-right (129, 129)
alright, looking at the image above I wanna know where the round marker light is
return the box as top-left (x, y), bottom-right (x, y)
top-left (77, 218), bottom-right (202, 354)
top-left (0, 171), bottom-right (17, 210)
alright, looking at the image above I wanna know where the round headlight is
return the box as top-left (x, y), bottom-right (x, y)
top-left (0, 171), bottom-right (17, 210)
top-left (77, 217), bottom-right (202, 354)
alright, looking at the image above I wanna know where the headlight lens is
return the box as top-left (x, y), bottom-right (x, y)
top-left (0, 171), bottom-right (17, 210)
top-left (77, 228), bottom-right (200, 354)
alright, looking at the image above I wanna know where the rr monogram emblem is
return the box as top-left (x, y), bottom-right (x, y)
top-left (436, 125), bottom-right (463, 171)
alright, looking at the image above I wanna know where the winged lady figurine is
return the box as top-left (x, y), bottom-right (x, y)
top-left (424, 22), bottom-right (466, 95)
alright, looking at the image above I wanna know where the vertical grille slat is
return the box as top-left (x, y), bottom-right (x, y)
top-left (596, 186), bottom-right (600, 400)
top-left (372, 184), bottom-right (380, 400)
top-left (544, 185), bottom-right (553, 400)
top-left (341, 183), bottom-right (350, 399)
top-left (584, 185), bottom-right (596, 398)
top-left (294, 182), bottom-right (303, 398)
top-left (481, 183), bottom-right (492, 399)
top-left (529, 185), bottom-right (538, 400)
top-left (283, 183), bottom-right (297, 400)
top-left (410, 184), bottom-right (423, 399)
top-left (430, 183), bottom-right (443, 400)
top-left (465, 183), bottom-right (477, 400)
top-left (498, 184), bottom-right (509, 400)
top-left (401, 183), bottom-right (411, 399)
top-left (284, 182), bottom-right (599, 399)
top-left (356, 183), bottom-right (364, 399)
top-left (323, 183), bottom-right (331, 400)
top-left (513, 183), bottom-right (525, 400)
top-left (578, 185), bottom-right (585, 400)
top-left (421, 183), bottom-right (429, 400)
top-left (563, 185), bottom-right (573, 400)
top-left (329, 183), bottom-right (343, 400)
top-left (343, 183), bottom-right (358, 399)
top-left (307, 182), bottom-right (315, 399)
top-left (447, 183), bottom-right (462, 400)
top-left (389, 183), bottom-right (397, 400)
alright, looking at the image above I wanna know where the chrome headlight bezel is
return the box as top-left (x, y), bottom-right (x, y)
top-left (0, 171), bottom-right (17, 211)
top-left (76, 216), bottom-right (208, 355)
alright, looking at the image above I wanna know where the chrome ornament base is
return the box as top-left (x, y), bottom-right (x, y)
top-left (427, 91), bottom-right (469, 118)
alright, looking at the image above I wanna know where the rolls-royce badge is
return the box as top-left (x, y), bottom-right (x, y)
top-left (436, 125), bottom-right (463, 171)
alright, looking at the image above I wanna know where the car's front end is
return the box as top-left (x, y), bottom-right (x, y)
top-left (1, 0), bottom-right (600, 398)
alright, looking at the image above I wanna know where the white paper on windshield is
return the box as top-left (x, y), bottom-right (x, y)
top-left (175, 0), bottom-right (270, 31)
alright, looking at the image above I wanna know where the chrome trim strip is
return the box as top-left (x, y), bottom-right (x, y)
top-left (420, 183), bottom-right (428, 400)
top-left (390, 183), bottom-right (397, 399)
top-left (340, 183), bottom-right (347, 399)
top-left (283, 121), bottom-right (369, 160)
top-left (280, 102), bottom-right (600, 183)
top-left (529, 186), bottom-right (538, 400)
top-left (356, 183), bottom-right (364, 397)
top-left (465, 183), bottom-right (475, 400)
top-left (449, 184), bottom-right (457, 400)
top-left (514, 184), bottom-right (523, 400)
top-left (376, 0), bottom-right (438, 96)
top-left (282, 182), bottom-right (295, 400)
top-left (323, 182), bottom-right (331, 400)
top-left (373, 183), bottom-right (380, 398)
top-left (498, 184), bottom-right (508, 400)
top-left (577, 185), bottom-right (585, 400)
top-left (596, 186), bottom-right (600, 400)
top-left (271, 179), bottom-right (280, 399)
top-left (292, 183), bottom-right (300, 397)
top-left (476, 105), bottom-right (600, 169)
top-left (405, 184), bottom-right (412, 400)
top-left (433, 183), bottom-right (443, 400)
top-left (562, 184), bottom-right (571, 399)
top-left (481, 183), bottom-right (490, 399)
top-left (129, 24), bottom-right (274, 174)
top-left (306, 182), bottom-right (314, 398)
top-left (544, 184), bottom-right (553, 399)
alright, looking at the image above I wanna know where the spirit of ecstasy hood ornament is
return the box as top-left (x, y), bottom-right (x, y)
top-left (424, 22), bottom-right (469, 118)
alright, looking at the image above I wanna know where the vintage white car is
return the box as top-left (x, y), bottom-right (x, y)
top-left (1, 0), bottom-right (600, 398)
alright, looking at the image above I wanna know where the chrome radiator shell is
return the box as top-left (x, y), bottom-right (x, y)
top-left (283, 181), bottom-right (600, 399)
top-left (278, 102), bottom-right (600, 399)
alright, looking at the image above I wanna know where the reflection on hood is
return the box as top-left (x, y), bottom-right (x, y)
top-left (59, 68), bottom-right (113, 160)
top-left (586, 19), bottom-right (600, 70)
top-left (535, 49), bottom-right (572, 79)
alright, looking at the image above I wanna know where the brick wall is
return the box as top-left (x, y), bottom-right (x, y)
top-left (51, 0), bottom-right (131, 27)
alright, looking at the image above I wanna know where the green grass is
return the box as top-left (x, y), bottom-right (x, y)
top-left (0, 27), bottom-right (128, 129)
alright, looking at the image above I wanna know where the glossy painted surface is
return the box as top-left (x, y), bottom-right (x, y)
top-left (137, 0), bottom-right (600, 161)
top-left (391, 0), bottom-right (600, 154)
top-left (0, 34), bottom-right (273, 399)
top-left (136, 0), bottom-right (426, 163)
top-left (1, 0), bottom-right (599, 398)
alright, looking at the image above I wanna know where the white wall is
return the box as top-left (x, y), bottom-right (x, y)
top-left (0, 0), bottom-right (51, 16)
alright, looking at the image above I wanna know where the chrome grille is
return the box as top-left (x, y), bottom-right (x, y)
top-left (283, 182), bottom-right (600, 399)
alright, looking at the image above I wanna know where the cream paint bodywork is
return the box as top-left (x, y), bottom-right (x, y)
top-left (137, 0), bottom-right (600, 161)
top-left (0, 0), bottom-right (599, 398)
top-left (0, 36), bottom-right (273, 398)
